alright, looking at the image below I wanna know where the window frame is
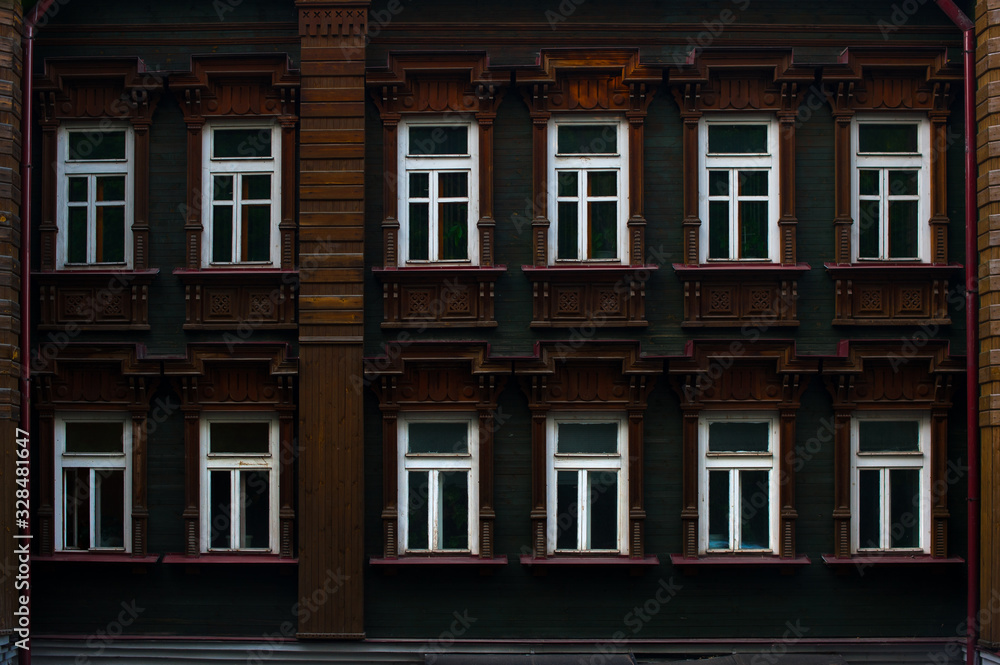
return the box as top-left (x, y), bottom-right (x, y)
top-left (545, 412), bottom-right (629, 555)
top-left (850, 411), bottom-right (932, 554)
top-left (698, 114), bottom-right (780, 263)
top-left (53, 412), bottom-right (132, 553)
top-left (55, 121), bottom-right (135, 270)
top-left (697, 412), bottom-right (780, 555)
top-left (397, 412), bottom-right (480, 555)
top-left (546, 114), bottom-right (630, 265)
top-left (201, 120), bottom-right (282, 268)
top-left (397, 117), bottom-right (480, 265)
top-left (850, 114), bottom-right (931, 263)
top-left (199, 412), bottom-right (281, 554)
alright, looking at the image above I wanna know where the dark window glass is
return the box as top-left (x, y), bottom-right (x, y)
top-left (588, 171), bottom-right (617, 197)
top-left (213, 175), bottom-right (233, 201)
top-left (409, 172), bottom-right (429, 198)
top-left (212, 206), bottom-right (234, 263)
top-left (708, 421), bottom-right (769, 453)
top-left (558, 171), bottom-right (578, 197)
top-left (858, 421), bottom-right (920, 453)
top-left (858, 200), bottom-right (881, 259)
top-left (708, 124), bottom-right (767, 154)
top-left (64, 468), bottom-right (90, 549)
top-left (739, 470), bottom-right (769, 549)
top-left (243, 205), bottom-right (271, 262)
top-left (96, 469), bottom-right (124, 548)
top-left (439, 202), bottom-right (468, 260)
top-left (888, 200), bottom-right (919, 258)
top-left (407, 471), bottom-right (429, 550)
top-left (68, 176), bottom-right (88, 203)
top-left (708, 470), bottom-right (730, 549)
top-left (557, 422), bottom-right (618, 454)
top-left (209, 422), bottom-right (270, 454)
top-left (408, 203), bottom-right (429, 260)
top-left (97, 176), bottom-right (125, 203)
top-left (557, 202), bottom-right (579, 260)
top-left (557, 125), bottom-right (617, 154)
top-left (97, 206), bottom-right (125, 263)
top-left (709, 170), bottom-right (729, 196)
top-left (589, 201), bottom-right (617, 259)
top-left (69, 130), bottom-right (126, 161)
top-left (738, 171), bottom-right (767, 197)
top-left (739, 201), bottom-right (768, 259)
top-left (67, 207), bottom-right (88, 263)
top-left (409, 126), bottom-right (468, 156)
top-left (890, 469), bottom-right (920, 548)
top-left (708, 201), bottom-right (729, 259)
top-left (858, 469), bottom-right (880, 549)
top-left (859, 169), bottom-right (879, 197)
top-left (241, 470), bottom-right (270, 549)
top-left (242, 174), bottom-right (271, 200)
top-left (858, 124), bottom-right (918, 153)
top-left (408, 422), bottom-right (468, 454)
top-left (438, 172), bottom-right (467, 198)
top-left (588, 471), bottom-right (618, 550)
top-left (214, 128), bottom-right (271, 158)
top-left (439, 471), bottom-right (469, 550)
top-left (556, 470), bottom-right (579, 550)
top-left (889, 170), bottom-right (918, 196)
top-left (210, 470), bottom-right (231, 549)
top-left (65, 421), bottom-right (123, 454)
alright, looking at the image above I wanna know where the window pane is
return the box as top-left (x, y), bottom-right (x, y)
top-left (408, 421), bottom-right (468, 454)
top-left (64, 468), bottom-right (90, 550)
top-left (409, 173), bottom-right (429, 198)
top-left (890, 469), bottom-right (920, 548)
top-left (214, 128), bottom-right (271, 158)
top-left (588, 471), bottom-right (618, 550)
top-left (558, 171), bottom-right (578, 197)
top-left (708, 201), bottom-right (729, 259)
top-left (242, 205), bottom-right (271, 262)
top-left (739, 201), bottom-right (768, 259)
top-left (859, 170), bottom-right (879, 197)
top-left (858, 200), bottom-right (881, 259)
top-left (69, 130), bottom-right (126, 161)
top-left (439, 471), bottom-right (469, 550)
top-left (589, 201), bottom-right (617, 259)
top-left (407, 471), bottom-right (429, 550)
top-left (588, 171), bottom-right (617, 197)
top-left (209, 422), bottom-right (270, 454)
top-left (68, 176), bottom-right (88, 203)
top-left (557, 422), bottom-right (618, 454)
top-left (889, 170), bottom-right (918, 197)
top-left (212, 206), bottom-right (234, 263)
top-left (708, 421), bottom-right (770, 453)
top-left (96, 176), bottom-right (125, 203)
top-left (739, 470), bottom-right (769, 549)
top-left (67, 207), bottom-right (88, 264)
top-left (65, 421), bottom-right (124, 453)
top-left (738, 171), bottom-right (767, 197)
top-left (709, 170), bottom-right (729, 197)
top-left (859, 123), bottom-right (918, 153)
top-left (408, 203), bottom-right (429, 260)
top-left (557, 125), bottom-right (617, 154)
top-left (409, 126), bottom-right (468, 156)
top-left (213, 175), bottom-right (233, 201)
top-left (708, 125), bottom-right (767, 154)
top-left (242, 174), bottom-right (271, 201)
top-left (439, 172), bottom-right (467, 198)
top-left (439, 202), bottom-right (469, 261)
top-left (888, 200), bottom-right (918, 259)
top-left (556, 470), bottom-right (579, 550)
top-left (210, 470), bottom-right (232, 549)
top-left (240, 470), bottom-right (270, 549)
top-left (858, 469), bottom-right (881, 549)
top-left (557, 201), bottom-right (579, 260)
top-left (708, 470), bottom-right (730, 550)
top-left (95, 469), bottom-right (124, 548)
top-left (97, 205), bottom-right (125, 263)
top-left (858, 420), bottom-right (920, 453)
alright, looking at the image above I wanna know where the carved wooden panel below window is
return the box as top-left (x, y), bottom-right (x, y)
top-left (825, 264), bottom-right (962, 326)
top-left (374, 266), bottom-right (505, 329)
top-left (523, 265), bottom-right (657, 328)
top-left (174, 269), bottom-right (297, 330)
top-left (36, 270), bottom-right (158, 331)
top-left (672, 264), bottom-right (810, 328)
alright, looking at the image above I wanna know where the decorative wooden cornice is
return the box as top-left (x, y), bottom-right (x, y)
top-left (171, 54), bottom-right (300, 122)
top-left (668, 49), bottom-right (813, 115)
top-left (163, 343), bottom-right (297, 408)
top-left (368, 53), bottom-right (505, 117)
top-left (36, 57), bottom-right (163, 124)
top-left (33, 344), bottom-right (158, 409)
top-left (297, 0), bottom-right (369, 38)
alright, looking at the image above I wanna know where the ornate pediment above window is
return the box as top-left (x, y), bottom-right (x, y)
top-left (170, 54), bottom-right (300, 121)
top-left (35, 57), bottom-right (162, 124)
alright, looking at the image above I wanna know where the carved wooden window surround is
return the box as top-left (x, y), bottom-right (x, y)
top-left (366, 345), bottom-right (509, 564)
top-left (517, 50), bottom-right (659, 328)
top-left (369, 54), bottom-right (506, 328)
top-left (517, 343), bottom-right (660, 564)
top-left (821, 49), bottom-right (963, 326)
top-left (669, 50), bottom-right (813, 328)
top-left (34, 58), bottom-right (162, 331)
top-left (669, 342), bottom-right (816, 565)
top-left (822, 341), bottom-right (963, 563)
top-left (170, 55), bottom-right (300, 331)
top-left (33, 346), bottom-right (159, 560)
top-left (165, 344), bottom-right (297, 560)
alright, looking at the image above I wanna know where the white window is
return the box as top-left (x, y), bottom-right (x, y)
top-left (56, 123), bottom-right (134, 269)
top-left (398, 119), bottom-right (479, 264)
top-left (851, 115), bottom-right (931, 262)
top-left (54, 413), bottom-right (132, 552)
top-left (202, 122), bottom-right (281, 267)
top-left (547, 116), bottom-right (629, 264)
top-left (546, 414), bottom-right (628, 554)
top-left (398, 413), bottom-right (479, 554)
top-left (851, 413), bottom-right (931, 552)
top-left (698, 413), bottom-right (779, 554)
top-left (699, 116), bottom-right (779, 262)
top-left (200, 413), bottom-right (279, 552)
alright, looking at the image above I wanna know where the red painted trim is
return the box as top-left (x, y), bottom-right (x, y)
top-left (672, 262), bottom-right (811, 276)
top-left (822, 262), bottom-right (963, 273)
top-left (821, 554), bottom-right (965, 566)
top-left (669, 554), bottom-right (810, 566)
top-left (518, 555), bottom-right (659, 566)
top-left (34, 553), bottom-right (160, 563)
top-left (521, 264), bottom-right (659, 272)
top-left (369, 556), bottom-right (509, 566)
top-left (161, 554), bottom-right (297, 564)
top-left (373, 265), bottom-right (507, 274)
top-left (32, 269), bottom-right (161, 277)
top-left (171, 268), bottom-right (299, 276)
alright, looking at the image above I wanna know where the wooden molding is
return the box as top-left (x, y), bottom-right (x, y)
top-left (672, 264), bottom-right (810, 328)
top-left (825, 263), bottom-right (961, 326)
top-left (173, 269), bottom-right (298, 330)
top-left (374, 266), bottom-right (505, 328)
top-left (522, 265), bottom-right (657, 328)
top-left (35, 270), bottom-right (158, 330)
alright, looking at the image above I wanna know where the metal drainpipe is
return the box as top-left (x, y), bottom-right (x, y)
top-left (931, 2), bottom-right (977, 664)
top-left (18, 1), bottom-right (56, 663)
